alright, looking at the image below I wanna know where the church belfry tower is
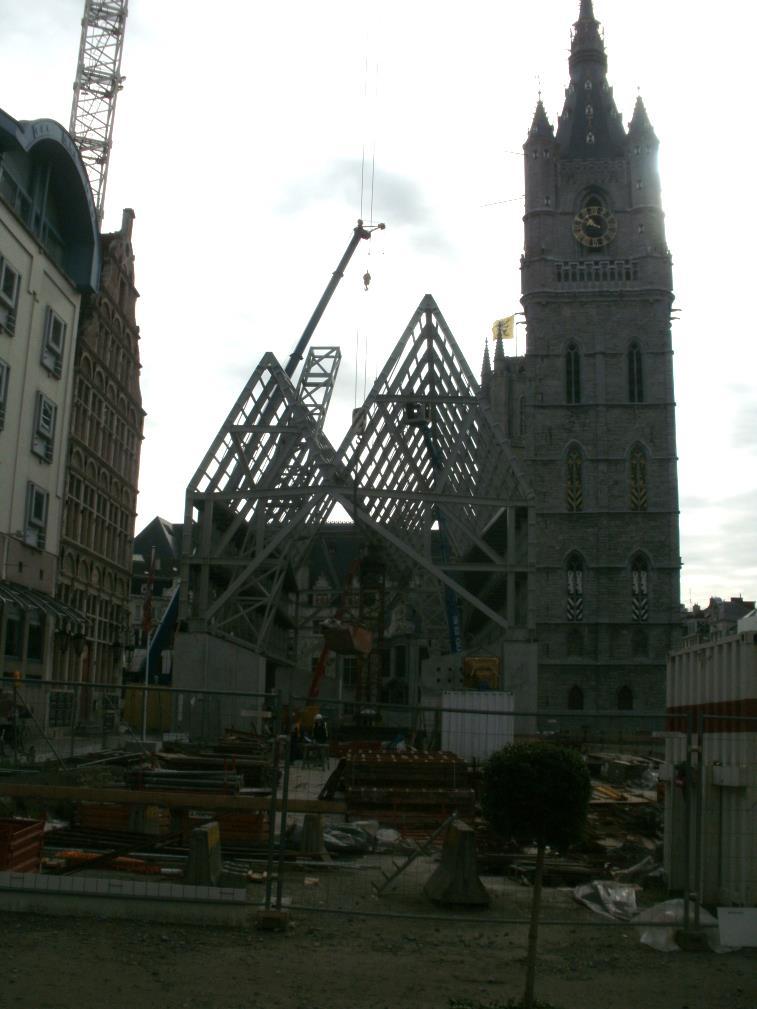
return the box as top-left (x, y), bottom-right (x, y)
top-left (504, 0), bottom-right (680, 719)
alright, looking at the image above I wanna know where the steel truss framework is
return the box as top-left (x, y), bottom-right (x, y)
top-left (70, 1), bottom-right (129, 224)
top-left (180, 295), bottom-right (534, 658)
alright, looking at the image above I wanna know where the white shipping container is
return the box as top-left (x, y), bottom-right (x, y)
top-left (441, 689), bottom-right (514, 763)
top-left (664, 630), bottom-right (757, 906)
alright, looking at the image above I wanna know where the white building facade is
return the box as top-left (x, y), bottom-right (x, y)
top-left (0, 110), bottom-right (99, 680)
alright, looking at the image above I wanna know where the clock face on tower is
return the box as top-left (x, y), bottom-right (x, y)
top-left (572, 205), bottom-right (618, 248)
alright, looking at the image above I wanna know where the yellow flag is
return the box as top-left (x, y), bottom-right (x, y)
top-left (492, 315), bottom-right (515, 340)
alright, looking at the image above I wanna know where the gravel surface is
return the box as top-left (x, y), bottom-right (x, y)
top-left (0, 884), bottom-right (754, 1009)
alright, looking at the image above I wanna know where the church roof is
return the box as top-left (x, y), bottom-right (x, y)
top-left (555, 1), bottom-right (626, 159)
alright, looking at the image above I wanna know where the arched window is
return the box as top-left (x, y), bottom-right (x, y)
top-left (617, 685), bottom-right (634, 710)
top-left (631, 555), bottom-right (649, 623)
top-left (567, 627), bottom-right (583, 656)
top-left (631, 627), bottom-right (649, 657)
top-left (566, 343), bottom-right (581, 403)
top-left (566, 447), bottom-right (583, 512)
top-left (630, 446), bottom-right (648, 511)
top-left (566, 554), bottom-right (584, 621)
top-left (568, 685), bottom-right (584, 710)
top-left (519, 396), bottom-right (526, 436)
top-left (628, 343), bottom-right (644, 402)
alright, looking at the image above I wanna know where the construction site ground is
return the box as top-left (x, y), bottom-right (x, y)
top-left (1, 887), bottom-right (755, 1009)
top-left (2, 755), bottom-right (756, 1008)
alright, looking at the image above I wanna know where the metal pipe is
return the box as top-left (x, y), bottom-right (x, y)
top-left (263, 695), bottom-right (282, 910)
top-left (275, 735), bottom-right (292, 910)
top-left (683, 712), bottom-right (692, 932)
top-left (693, 710), bottom-right (705, 928)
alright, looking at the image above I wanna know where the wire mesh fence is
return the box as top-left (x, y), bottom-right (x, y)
top-left (4, 679), bottom-right (753, 940)
top-left (252, 697), bottom-right (678, 928)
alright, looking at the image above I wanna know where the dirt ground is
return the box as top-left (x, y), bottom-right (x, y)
top-left (0, 886), bottom-right (755, 1009)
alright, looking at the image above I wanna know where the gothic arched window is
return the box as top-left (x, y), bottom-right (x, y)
top-left (630, 445), bottom-right (648, 511)
top-left (628, 343), bottom-right (644, 402)
top-left (566, 447), bottom-right (583, 512)
top-left (568, 685), bottom-right (584, 710)
top-left (566, 554), bottom-right (584, 621)
top-left (566, 343), bottom-right (581, 404)
top-left (631, 555), bottom-right (649, 623)
top-left (617, 685), bottom-right (634, 710)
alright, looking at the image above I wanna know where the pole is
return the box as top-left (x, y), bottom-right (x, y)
top-left (141, 628), bottom-right (151, 742)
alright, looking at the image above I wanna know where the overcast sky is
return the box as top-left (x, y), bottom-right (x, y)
top-left (1, 0), bottom-right (755, 610)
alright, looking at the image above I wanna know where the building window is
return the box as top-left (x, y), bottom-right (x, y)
top-left (0, 357), bottom-right (9, 429)
top-left (0, 257), bottom-right (19, 335)
top-left (41, 307), bottom-right (66, 378)
top-left (25, 482), bottom-right (49, 549)
top-left (48, 690), bottom-right (74, 728)
top-left (3, 605), bottom-right (22, 658)
top-left (566, 627), bottom-right (583, 656)
top-left (586, 131), bottom-right (595, 144)
top-left (31, 393), bottom-right (57, 462)
top-left (568, 685), bottom-right (584, 710)
top-left (617, 685), bottom-right (634, 710)
top-left (628, 344), bottom-right (644, 402)
top-left (566, 447), bottom-right (583, 512)
top-left (519, 396), bottom-right (526, 436)
top-left (630, 445), bottom-right (648, 511)
top-left (26, 612), bottom-right (44, 662)
top-left (342, 655), bottom-right (357, 687)
top-left (566, 554), bottom-right (584, 621)
top-left (631, 555), bottom-right (649, 623)
top-left (631, 627), bottom-right (649, 657)
top-left (566, 343), bottom-right (581, 403)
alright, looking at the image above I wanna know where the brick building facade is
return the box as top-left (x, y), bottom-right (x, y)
top-left (54, 209), bottom-right (144, 708)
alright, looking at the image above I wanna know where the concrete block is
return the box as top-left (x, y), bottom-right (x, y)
top-left (300, 814), bottom-right (331, 862)
top-left (256, 908), bottom-right (290, 931)
top-left (424, 820), bottom-right (490, 907)
top-left (185, 821), bottom-right (222, 886)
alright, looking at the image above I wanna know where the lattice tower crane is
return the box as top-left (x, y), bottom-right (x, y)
top-left (69, 1), bottom-right (129, 226)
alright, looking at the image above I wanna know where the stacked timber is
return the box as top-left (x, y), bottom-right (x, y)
top-left (125, 767), bottom-right (244, 795)
top-left (158, 731), bottom-right (274, 787)
top-left (341, 752), bottom-right (475, 831)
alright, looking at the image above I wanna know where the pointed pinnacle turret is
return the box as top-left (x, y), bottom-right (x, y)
top-left (570, 0), bottom-right (605, 73)
top-left (481, 340), bottom-right (492, 393)
top-left (493, 330), bottom-right (506, 374)
top-left (526, 99), bottom-right (555, 142)
top-left (628, 94), bottom-right (658, 144)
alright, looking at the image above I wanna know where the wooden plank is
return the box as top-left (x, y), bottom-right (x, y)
top-left (0, 783), bottom-right (345, 815)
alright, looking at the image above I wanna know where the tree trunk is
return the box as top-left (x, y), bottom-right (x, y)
top-left (523, 841), bottom-right (545, 1009)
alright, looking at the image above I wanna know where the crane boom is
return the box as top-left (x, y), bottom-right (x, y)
top-left (285, 219), bottom-right (384, 378)
top-left (70, 0), bottom-right (129, 226)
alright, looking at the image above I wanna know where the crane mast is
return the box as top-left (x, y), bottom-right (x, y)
top-left (69, 0), bottom-right (129, 226)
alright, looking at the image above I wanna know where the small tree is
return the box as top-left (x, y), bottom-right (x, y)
top-left (482, 743), bottom-right (591, 1009)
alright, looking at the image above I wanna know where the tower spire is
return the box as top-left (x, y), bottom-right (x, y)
top-left (556, 0), bottom-right (625, 159)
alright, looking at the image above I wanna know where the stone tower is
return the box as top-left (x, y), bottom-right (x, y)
top-left (483, 0), bottom-right (680, 719)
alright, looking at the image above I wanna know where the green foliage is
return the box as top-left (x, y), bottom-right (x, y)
top-left (481, 741), bottom-right (591, 850)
